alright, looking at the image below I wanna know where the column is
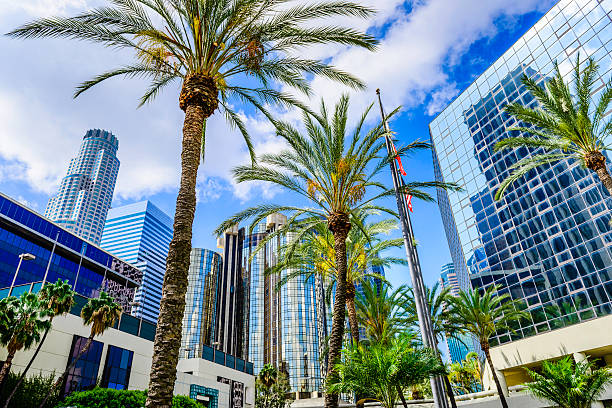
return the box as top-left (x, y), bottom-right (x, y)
top-left (495, 368), bottom-right (509, 398)
top-left (573, 352), bottom-right (604, 408)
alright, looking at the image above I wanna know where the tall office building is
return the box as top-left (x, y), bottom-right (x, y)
top-left (45, 129), bottom-right (120, 244)
top-left (439, 262), bottom-right (477, 363)
top-left (180, 248), bottom-right (223, 358)
top-left (244, 214), bottom-right (322, 394)
top-left (431, 0), bottom-right (612, 348)
top-left (100, 201), bottom-right (173, 322)
top-left (216, 226), bottom-right (247, 358)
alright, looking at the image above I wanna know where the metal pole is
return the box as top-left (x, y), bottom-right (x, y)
top-left (42, 231), bottom-right (60, 286)
top-left (10, 256), bottom-right (24, 295)
top-left (376, 89), bottom-right (449, 408)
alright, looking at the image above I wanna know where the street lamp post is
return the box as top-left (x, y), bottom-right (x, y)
top-left (10, 253), bottom-right (36, 295)
top-left (376, 89), bottom-right (449, 408)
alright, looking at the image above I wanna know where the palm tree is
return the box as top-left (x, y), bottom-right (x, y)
top-left (448, 352), bottom-right (482, 395)
top-left (355, 281), bottom-right (408, 345)
top-left (39, 291), bottom-right (121, 408)
top-left (4, 279), bottom-right (75, 408)
top-left (268, 215), bottom-right (406, 344)
top-left (525, 356), bottom-right (612, 408)
top-left (328, 335), bottom-right (445, 408)
top-left (494, 55), bottom-right (612, 200)
top-left (402, 283), bottom-right (464, 408)
top-left (216, 96), bottom-right (454, 408)
top-left (0, 293), bottom-right (50, 387)
top-left (9, 2), bottom-right (377, 406)
top-left (447, 285), bottom-right (529, 408)
top-left (259, 364), bottom-right (278, 389)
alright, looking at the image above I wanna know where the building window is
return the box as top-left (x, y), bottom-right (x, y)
top-left (101, 345), bottom-right (134, 390)
top-left (64, 335), bottom-right (104, 397)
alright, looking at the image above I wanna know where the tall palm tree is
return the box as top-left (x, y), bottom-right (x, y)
top-left (495, 55), bottom-right (612, 200)
top-left (525, 356), bottom-right (612, 408)
top-left (39, 291), bottom-right (121, 408)
top-left (216, 96), bottom-right (455, 408)
top-left (446, 285), bottom-right (529, 408)
top-left (355, 281), bottom-right (408, 345)
top-left (268, 215), bottom-right (406, 344)
top-left (9, 2), bottom-right (376, 405)
top-left (4, 279), bottom-right (75, 408)
top-left (0, 293), bottom-right (50, 387)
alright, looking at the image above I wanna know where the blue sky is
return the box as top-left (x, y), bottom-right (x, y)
top-left (0, 0), bottom-right (555, 289)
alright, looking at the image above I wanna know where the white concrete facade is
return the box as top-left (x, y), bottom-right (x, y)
top-left (0, 313), bottom-right (254, 408)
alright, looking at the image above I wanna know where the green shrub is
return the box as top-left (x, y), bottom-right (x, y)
top-left (56, 387), bottom-right (202, 408)
top-left (0, 371), bottom-right (61, 408)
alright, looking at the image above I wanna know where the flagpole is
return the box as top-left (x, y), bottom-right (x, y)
top-left (376, 89), bottom-right (449, 408)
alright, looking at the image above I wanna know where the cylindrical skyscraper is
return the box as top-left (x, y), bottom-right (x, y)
top-left (45, 129), bottom-right (119, 244)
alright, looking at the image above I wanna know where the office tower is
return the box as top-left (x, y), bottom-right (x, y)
top-left (244, 214), bottom-right (322, 394)
top-left (216, 226), bottom-right (247, 358)
top-left (180, 248), bottom-right (223, 358)
top-left (45, 129), bottom-right (120, 244)
top-left (431, 0), bottom-right (612, 348)
top-left (0, 192), bottom-right (141, 312)
top-left (100, 201), bottom-right (173, 323)
top-left (440, 262), bottom-right (461, 296)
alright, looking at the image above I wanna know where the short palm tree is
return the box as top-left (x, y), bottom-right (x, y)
top-left (448, 352), bottom-right (482, 395)
top-left (328, 335), bottom-right (445, 408)
top-left (0, 293), bottom-right (50, 387)
top-left (259, 364), bottom-right (278, 389)
top-left (4, 279), bottom-right (75, 408)
top-left (9, 2), bottom-right (376, 406)
top-left (402, 283), bottom-right (463, 408)
top-left (355, 281), bottom-right (409, 345)
top-left (447, 285), bottom-right (529, 408)
top-left (268, 215), bottom-right (405, 344)
top-left (525, 356), bottom-right (612, 408)
top-left (216, 96), bottom-right (454, 408)
top-left (495, 55), bottom-right (612, 200)
top-left (39, 291), bottom-right (121, 408)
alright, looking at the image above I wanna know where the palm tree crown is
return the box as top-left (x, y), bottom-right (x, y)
top-left (81, 291), bottom-right (122, 337)
top-left (525, 356), bottom-right (612, 408)
top-left (495, 55), bottom-right (612, 199)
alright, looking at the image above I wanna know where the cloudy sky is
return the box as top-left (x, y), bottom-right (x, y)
top-left (0, 0), bottom-right (555, 288)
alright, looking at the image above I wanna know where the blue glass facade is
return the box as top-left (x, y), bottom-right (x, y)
top-left (101, 345), bottom-right (134, 390)
top-left (430, 0), bottom-right (612, 347)
top-left (101, 201), bottom-right (173, 322)
top-left (64, 335), bottom-right (104, 396)
top-left (0, 192), bottom-right (141, 311)
top-left (244, 215), bottom-right (322, 393)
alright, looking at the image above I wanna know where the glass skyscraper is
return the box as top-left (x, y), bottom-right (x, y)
top-left (181, 248), bottom-right (222, 359)
top-left (100, 201), bottom-right (173, 323)
top-left (243, 214), bottom-right (322, 393)
top-left (431, 0), bottom-right (612, 348)
top-left (45, 129), bottom-right (120, 244)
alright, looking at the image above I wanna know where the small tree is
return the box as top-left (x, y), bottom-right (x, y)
top-left (447, 285), bottom-right (529, 408)
top-left (4, 279), bottom-right (74, 408)
top-left (39, 291), bottom-right (121, 408)
top-left (256, 365), bottom-right (292, 408)
top-left (0, 293), bottom-right (50, 387)
top-left (525, 357), bottom-right (612, 408)
top-left (495, 55), bottom-right (612, 200)
top-left (328, 335), bottom-right (445, 408)
top-left (448, 352), bottom-right (482, 395)
top-left (355, 281), bottom-right (408, 345)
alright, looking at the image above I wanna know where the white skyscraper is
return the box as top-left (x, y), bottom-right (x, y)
top-left (45, 129), bottom-right (119, 244)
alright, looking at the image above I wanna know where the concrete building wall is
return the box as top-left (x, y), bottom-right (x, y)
top-left (0, 313), bottom-right (254, 408)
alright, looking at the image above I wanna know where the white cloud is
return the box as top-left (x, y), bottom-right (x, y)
top-left (426, 84), bottom-right (459, 116)
top-left (0, 0), bottom-right (555, 204)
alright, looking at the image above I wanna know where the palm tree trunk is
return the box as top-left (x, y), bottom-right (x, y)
top-left (345, 292), bottom-right (360, 345)
top-left (0, 352), bottom-right (15, 388)
top-left (443, 374), bottom-right (458, 408)
top-left (325, 214), bottom-right (351, 408)
top-left (38, 335), bottom-right (94, 408)
top-left (396, 384), bottom-right (408, 408)
top-left (593, 161), bottom-right (612, 197)
top-left (4, 325), bottom-right (51, 408)
top-left (481, 342), bottom-right (508, 408)
top-left (146, 74), bottom-right (217, 408)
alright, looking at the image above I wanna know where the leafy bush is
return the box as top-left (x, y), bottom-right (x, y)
top-left (56, 388), bottom-right (202, 408)
top-left (0, 371), bottom-right (61, 408)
